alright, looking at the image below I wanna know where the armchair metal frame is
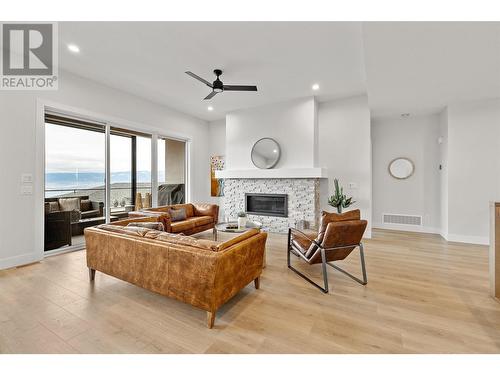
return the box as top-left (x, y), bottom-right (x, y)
top-left (287, 228), bottom-right (367, 293)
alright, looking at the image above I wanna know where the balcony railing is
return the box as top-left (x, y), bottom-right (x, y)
top-left (45, 182), bottom-right (184, 207)
top-left (45, 186), bottom-right (153, 212)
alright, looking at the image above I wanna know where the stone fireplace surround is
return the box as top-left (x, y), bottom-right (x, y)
top-left (223, 178), bottom-right (321, 233)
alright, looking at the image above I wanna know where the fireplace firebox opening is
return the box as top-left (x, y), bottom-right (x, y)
top-left (245, 193), bottom-right (288, 218)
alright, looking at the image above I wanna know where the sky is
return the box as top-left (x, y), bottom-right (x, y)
top-left (45, 123), bottom-right (158, 173)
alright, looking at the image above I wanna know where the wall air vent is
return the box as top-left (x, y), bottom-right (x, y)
top-left (383, 213), bottom-right (422, 226)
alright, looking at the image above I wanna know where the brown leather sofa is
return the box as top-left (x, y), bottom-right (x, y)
top-left (129, 203), bottom-right (219, 237)
top-left (84, 215), bottom-right (267, 328)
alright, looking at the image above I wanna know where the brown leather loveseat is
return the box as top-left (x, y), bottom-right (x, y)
top-left (129, 203), bottom-right (219, 237)
top-left (84, 216), bottom-right (266, 328)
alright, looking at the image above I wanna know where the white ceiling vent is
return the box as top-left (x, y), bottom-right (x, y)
top-left (383, 213), bottom-right (422, 226)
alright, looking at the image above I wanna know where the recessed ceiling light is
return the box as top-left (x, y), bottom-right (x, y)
top-left (312, 83), bottom-right (320, 91)
top-left (67, 44), bottom-right (80, 53)
top-left (273, 149), bottom-right (278, 153)
top-left (207, 106), bottom-right (214, 111)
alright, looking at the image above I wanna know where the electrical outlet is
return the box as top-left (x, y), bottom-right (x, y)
top-left (348, 182), bottom-right (358, 189)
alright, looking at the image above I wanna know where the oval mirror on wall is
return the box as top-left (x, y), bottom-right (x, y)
top-left (388, 157), bottom-right (414, 180)
top-left (251, 138), bottom-right (281, 169)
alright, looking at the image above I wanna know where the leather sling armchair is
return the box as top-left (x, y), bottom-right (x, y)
top-left (287, 212), bottom-right (368, 293)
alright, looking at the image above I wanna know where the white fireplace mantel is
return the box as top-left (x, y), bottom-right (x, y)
top-left (215, 167), bottom-right (328, 179)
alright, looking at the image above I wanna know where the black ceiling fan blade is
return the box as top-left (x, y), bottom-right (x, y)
top-left (204, 91), bottom-right (218, 100)
top-left (223, 85), bottom-right (258, 92)
top-left (185, 71), bottom-right (213, 87)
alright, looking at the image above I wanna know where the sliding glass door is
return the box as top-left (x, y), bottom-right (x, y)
top-left (44, 117), bottom-right (106, 250)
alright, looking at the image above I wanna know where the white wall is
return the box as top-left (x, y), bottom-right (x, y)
top-left (372, 114), bottom-right (441, 233)
top-left (0, 70), bottom-right (209, 269)
top-left (446, 98), bottom-right (500, 245)
top-left (208, 119), bottom-right (226, 221)
top-left (318, 96), bottom-right (372, 237)
top-left (222, 95), bottom-right (372, 237)
top-left (439, 109), bottom-right (449, 238)
top-left (226, 97), bottom-right (317, 169)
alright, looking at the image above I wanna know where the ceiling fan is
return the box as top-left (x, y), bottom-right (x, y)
top-left (185, 69), bottom-right (258, 100)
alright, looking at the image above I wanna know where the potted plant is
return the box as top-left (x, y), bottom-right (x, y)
top-left (328, 178), bottom-right (355, 213)
top-left (237, 211), bottom-right (247, 228)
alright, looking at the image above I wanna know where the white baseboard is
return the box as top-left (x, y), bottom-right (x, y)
top-left (373, 223), bottom-right (489, 245)
top-left (446, 233), bottom-right (489, 246)
top-left (372, 222), bottom-right (441, 235)
top-left (0, 252), bottom-right (43, 270)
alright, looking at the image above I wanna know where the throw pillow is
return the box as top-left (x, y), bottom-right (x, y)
top-left (58, 197), bottom-right (81, 212)
top-left (48, 201), bottom-right (60, 213)
top-left (80, 199), bottom-right (92, 212)
top-left (168, 208), bottom-right (187, 222)
top-left (127, 222), bottom-right (165, 231)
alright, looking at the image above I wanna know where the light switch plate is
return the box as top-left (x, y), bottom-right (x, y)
top-left (21, 173), bottom-right (33, 183)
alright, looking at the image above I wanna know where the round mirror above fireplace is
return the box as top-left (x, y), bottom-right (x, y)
top-left (251, 138), bottom-right (281, 169)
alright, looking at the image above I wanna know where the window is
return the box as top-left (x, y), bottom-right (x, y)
top-left (157, 137), bottom-right (186, 205)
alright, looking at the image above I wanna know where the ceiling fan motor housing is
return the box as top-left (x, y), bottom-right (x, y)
top-left (213, 69), bottom-right (224, 92)
top-left (213, 79), bottom-right (224, 92)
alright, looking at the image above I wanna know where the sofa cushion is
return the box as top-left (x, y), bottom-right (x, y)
top-left (193, 203), bottom-right (216, 217)
top-left (96, 224), bottom-right (151, 237)
top-left (127, 222), bottom-right (164, 231)
top-left (168, 207), bottom-right (187, 222)
top-left (151, 232), bottom-right (219, 251)
top-left (81, 209), bottom-right (100, 219)
top-left (170, 204), bottom-right (194, 217)
top-left (191, 215), bottom-right (214, 227)
top-left (80, 199), bottom-right (93, 212)
top-left (59, 197), bottom-right (81, 212)
top-left (170, 219), bottom-right (196, 233)
top-left (143, 229), bottom-right (166, 239)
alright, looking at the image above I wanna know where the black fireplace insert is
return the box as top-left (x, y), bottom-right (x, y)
top-left (245, 193), bottom-right (288, 217)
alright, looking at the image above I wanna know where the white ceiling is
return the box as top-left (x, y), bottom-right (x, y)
top-left (363, 22), bottom-right (500, 117)
top-left (58, 22), bottom-right (500, 121)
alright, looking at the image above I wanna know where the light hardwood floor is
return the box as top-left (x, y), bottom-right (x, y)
top-left (1, 229), bottom-right (500, 353)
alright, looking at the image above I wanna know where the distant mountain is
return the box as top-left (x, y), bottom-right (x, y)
top-left (45, 171), bottom-right (159, 190)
